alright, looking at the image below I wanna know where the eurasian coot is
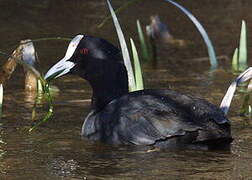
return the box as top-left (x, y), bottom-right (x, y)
top-left (45, 35), bottom-right (232, 150)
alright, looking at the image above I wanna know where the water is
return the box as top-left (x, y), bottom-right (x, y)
top-left (0, 0), bottom-right (252, 179)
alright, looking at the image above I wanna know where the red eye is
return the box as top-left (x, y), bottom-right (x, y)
top-left (80, 48), bottom-right (89, 55)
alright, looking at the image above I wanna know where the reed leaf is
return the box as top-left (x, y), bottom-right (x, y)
top-left (164, 0), bottom-right (218, 68)
top-left (130, 38), bottom-right (144, 91)
top-left (238, 20), bottom-right (247, 71)
top-left (137, 20), bottom-right (149, 61)
top-left (232, 48), bottom-right (238, 71)
top-left (220, 67), bottom-right (252, 115)
top-left (106, 0), bottom-right (136, 91)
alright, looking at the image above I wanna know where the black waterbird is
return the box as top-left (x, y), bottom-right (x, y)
top-left (45, 35), bottom-right (232, 150)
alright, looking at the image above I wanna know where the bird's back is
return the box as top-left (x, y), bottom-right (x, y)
top-left (82, 89), bottom-right (232, 150)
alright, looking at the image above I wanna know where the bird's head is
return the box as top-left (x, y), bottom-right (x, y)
top-left (45, 34), bottom-right (125, 82)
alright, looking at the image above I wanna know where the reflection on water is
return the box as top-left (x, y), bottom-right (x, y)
top-left (0, 0), bottom-right (252, 179)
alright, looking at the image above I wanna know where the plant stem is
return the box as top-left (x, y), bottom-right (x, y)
top-left (19, 37), bottom-right (71, 45)
top-left (98, 0), bottom-right (144, 28)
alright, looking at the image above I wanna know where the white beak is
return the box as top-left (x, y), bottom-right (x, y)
top-left (44, 35), bottom-right (84, 80)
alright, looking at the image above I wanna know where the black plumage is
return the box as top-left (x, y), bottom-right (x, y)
top-left (45, 35), bottom-right (232, 150)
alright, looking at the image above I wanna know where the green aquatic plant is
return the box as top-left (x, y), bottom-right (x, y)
top-left (220, 67), bottom-right (252, 115)
top-left (0, 45), bottom-right (53, 131)
top-left (13, 52), bottom-right (53, 132)
top-left (107, 0), bottom-right (145, 91)
top-left (230, 20), bottom-right (251, 116)
top-left (164, 0), bottom-right (217, 68)
top-left (18, 41), bottom-right (55, 131)
top-left (100, 0), bottom-right (218, 68)
top-left (232, 48), bottom-right (239, 71)
top-left (238, 20), bottom-right (247, 70)
top-left (19, 37), bottom-right (71, 130)
top-left (22, 38), bottom-right (77, 129)
top-left (137, 20), bottom-right (150, 61)
top-left (107, 0), bottom-right (137, 91)
top-left (130, 38), bottom-right (144, 90)
top-left (29, 82), bottom-right (53, 132)
top-left (232, 20), bottom-right (247, 72)
top-left (16, 59), bottom-right (53, 132)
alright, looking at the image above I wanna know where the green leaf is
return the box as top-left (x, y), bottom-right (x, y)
top-left (238, 20), bottom-right (247, 71)
top-left (232, 48), bottom-right (238, 71)
top-left (130, 38), bottom-right (144, 91)
top-left (29, 106), bottom-right (53, 132)
top-left (29, 82), bottom-right (54, 132)
top-left (106, 0), bottom-right (136, 91)
top-left (164, 0), bottom-right (218, 68)
top-left (137, 20), bottom-right (149, 61)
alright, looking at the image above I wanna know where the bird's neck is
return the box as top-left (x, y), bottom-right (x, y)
top-left (88, 63), bottom-right (129, 111)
